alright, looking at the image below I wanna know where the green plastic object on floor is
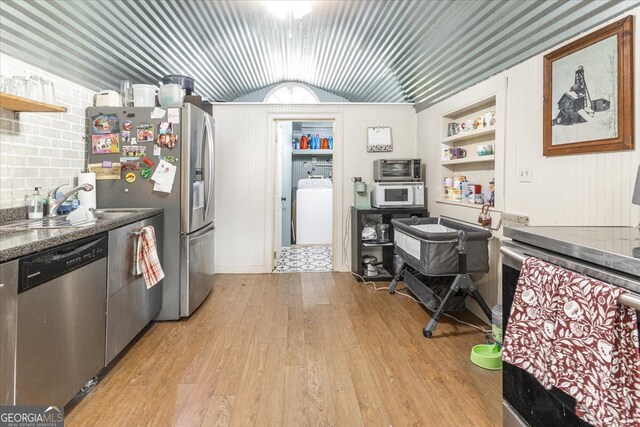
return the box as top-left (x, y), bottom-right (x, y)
top-left (470, 344), bottom-right (503, 370)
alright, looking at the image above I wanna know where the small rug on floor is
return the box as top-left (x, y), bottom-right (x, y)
top-left (274, 245), bottom-right (332, 272)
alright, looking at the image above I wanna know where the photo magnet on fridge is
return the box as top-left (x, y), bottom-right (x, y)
top-left (88, 162), bottom-right (121, 180)
top-left (121, 158), bottom-right (141, 171)
top-left (92, 133), bottom-right (119, 154)
top-left (157, 134), bottom-right (168, 147)
top-left (159, 122), bottom-right (173, 135)
top-left (121, 130), bottom-right (131, 144)
top-left (167, 133), bottom-right (178, 149)
top-left (136, 123), bottom-right (154, 142)
top-left (122, 120), bottom-right (134, 131)
top-left (92, 114), bottom-right (119, 134)
top-left (122, 145), bottom-right (146, 157)
top-left (156, 133), bottom-right (178, 149)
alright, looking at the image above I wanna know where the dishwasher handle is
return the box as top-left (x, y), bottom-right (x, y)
top-left (131, 230), bottom-right (143, 277)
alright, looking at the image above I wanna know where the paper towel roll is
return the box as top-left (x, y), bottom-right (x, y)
top-left (77, 172), bottom-right (97, 209)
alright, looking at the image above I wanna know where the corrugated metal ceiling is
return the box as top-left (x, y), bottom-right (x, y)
top-left (1, 0), bottom-right (638, 111)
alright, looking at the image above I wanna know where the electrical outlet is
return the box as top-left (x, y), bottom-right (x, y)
top-left (502, 213), bottom-right (530, 226)
top-left (518, 164), bottom-right (532, 182)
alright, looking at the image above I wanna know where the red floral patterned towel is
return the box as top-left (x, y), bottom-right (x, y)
top-left (502, 257), bottom-right (566, 388)
top-left (502, 257), bottom-right (640, 427)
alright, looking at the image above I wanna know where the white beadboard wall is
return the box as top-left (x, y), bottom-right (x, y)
top-left (417, 7), bottom-right (640, 319)
top-left (211, 103), bottom-right (417, 273)
top-left (0, 53), bottom-right (95, 208)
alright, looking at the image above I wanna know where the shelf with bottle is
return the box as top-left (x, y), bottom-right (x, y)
top-left (441, 142), bottom-right (495, 166)
top-left (442, 175), bottom-right (495, 208)
top-left (442, 125), bottom-right (495, 144)
top-left (292, 134), bottom-right (333, 151)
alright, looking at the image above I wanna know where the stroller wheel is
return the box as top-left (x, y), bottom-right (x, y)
top-left (423, 329), bottom-right (433, 338)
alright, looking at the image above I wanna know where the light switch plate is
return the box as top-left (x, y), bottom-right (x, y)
top-left (518, 164), bottom-right (532, 182)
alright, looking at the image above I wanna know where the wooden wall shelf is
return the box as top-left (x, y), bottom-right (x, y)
top-left (0, 92), bottom-right (67, 113)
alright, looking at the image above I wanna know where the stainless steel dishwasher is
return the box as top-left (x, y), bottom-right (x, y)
top-left (16, 234), bottom-right (108, 406)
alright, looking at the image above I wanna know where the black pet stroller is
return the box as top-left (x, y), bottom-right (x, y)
top-left (389, 217), bottom-right (493, 338)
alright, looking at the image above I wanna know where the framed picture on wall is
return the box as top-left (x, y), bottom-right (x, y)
top-left (543, 15), bottom-right (634, 156)
top-left (367, 127), bottom-right (392, 152)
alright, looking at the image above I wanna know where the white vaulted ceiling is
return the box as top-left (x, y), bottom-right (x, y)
top-left (0, 0), bottom-right (638, 111)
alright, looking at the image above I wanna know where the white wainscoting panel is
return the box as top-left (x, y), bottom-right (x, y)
top-left (211, 103), bottom-right (417, 273)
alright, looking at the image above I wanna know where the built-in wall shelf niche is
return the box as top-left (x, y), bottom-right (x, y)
top-left (0, 92), bottom-right (67, 113)
top-left (442, 125), bottom-right (496, 144)
top-left (441, 155), bottom-right (495, 166)
top-left (292, 149), bottom-right (333, 156)
top-left (437, 77), bottom-right (507, 213)
top-left (435, 199), bottom-right (500, 211)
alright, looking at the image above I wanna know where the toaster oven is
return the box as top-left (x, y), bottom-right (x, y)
top-left (373, 159), bottom-right (421, 182)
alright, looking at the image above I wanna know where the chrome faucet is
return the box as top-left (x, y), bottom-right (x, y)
top-left (48, 183), bottom-right (94, 217)
top-left (47, 183), bottom-right (69, 210)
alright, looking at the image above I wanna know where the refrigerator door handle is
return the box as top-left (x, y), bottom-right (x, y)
top-left (203, 116), bottom-right (214, 222)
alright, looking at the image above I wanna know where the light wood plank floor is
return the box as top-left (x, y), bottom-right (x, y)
top-left (65, 273), bottom-right (501, 426)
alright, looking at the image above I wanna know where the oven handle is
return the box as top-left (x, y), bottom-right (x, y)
top-left (500, 245), bottom-right (640, 311)
top-left (500, 246), bottom-right (527, 271)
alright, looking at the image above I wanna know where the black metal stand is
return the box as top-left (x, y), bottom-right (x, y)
top-left (350, 206), bottom-right (428, 281)
top-left (389, 230), bottom-right (492, 338)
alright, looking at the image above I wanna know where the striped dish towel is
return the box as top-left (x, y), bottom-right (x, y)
top-left (136, 226), bottom-right (165, 288)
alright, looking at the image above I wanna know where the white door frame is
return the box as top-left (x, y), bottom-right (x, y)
top-left (267, 112), bottom-right (344, 271)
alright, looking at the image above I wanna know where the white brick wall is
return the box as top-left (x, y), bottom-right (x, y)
top-left (0, 53), bottom-right (95, 208)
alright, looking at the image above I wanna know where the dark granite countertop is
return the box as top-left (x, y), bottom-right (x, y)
top-left (0, 208), bottom-right (163, 263)
top-left (504, 226), bottom-right (640, 277)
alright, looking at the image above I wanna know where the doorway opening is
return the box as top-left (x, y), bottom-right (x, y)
top-left (273, 120), bottom-right (334, 272)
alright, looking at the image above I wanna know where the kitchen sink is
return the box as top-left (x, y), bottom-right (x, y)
top-left (0, 216), bottom-right (95, 231)
top-left (0, 209), bottom-right (151, 232)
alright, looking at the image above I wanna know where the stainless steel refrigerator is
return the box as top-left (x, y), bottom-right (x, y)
top-left (87, 103), bottom-right (215, 319)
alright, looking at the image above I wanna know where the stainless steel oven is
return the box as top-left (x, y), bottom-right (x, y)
top-left (373, 159), bottom-right (421, 182)
top-left (501, 241), bottom-right (640, 427)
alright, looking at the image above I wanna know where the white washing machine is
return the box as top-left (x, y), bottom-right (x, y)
top-left (296, 178), bottom-right (332, 245)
